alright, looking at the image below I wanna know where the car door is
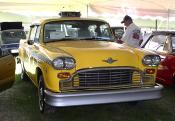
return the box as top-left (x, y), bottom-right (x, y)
top-left (0, 48), bottom-right (15, 89)
top-left (24, 25), bottom-right (40, 84)
top-left (23, 25), bottom-right (37, 77)
top-left (160, 36), bottom-right (175, 83)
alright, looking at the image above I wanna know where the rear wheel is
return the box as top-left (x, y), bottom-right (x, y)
top-left (20, 62), bottom-right (28, 81)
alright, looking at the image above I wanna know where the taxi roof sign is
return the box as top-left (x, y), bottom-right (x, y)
top-left (59, 11), bottom-right (81, 17)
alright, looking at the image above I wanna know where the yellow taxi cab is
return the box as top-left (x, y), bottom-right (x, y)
top-left (18, 12), bottom-right (163, 113)
top-left (0, 47), bottom-right (15, 92)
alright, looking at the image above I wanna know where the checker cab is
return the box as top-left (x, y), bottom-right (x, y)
top-left (18, 12), bottom-right (163, 113)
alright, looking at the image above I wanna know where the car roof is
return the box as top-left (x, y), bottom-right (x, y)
top-left (0, 22), bottom-right (23, 31)
top-left (152, 31), bottom-right (175, 36)
top-left (141, 31), bottom-right (175, 48)
top-left (31, 17), bottom-right (108, 26)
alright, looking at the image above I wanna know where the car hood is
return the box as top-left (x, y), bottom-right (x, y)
top-left (45, 41), bottom-right (141, 70)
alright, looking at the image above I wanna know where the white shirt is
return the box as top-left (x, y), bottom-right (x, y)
top-left (121, 23), bottom-right (143, 48)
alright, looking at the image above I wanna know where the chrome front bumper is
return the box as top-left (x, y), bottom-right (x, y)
top-left (44, 84), bottom-right (163, 107)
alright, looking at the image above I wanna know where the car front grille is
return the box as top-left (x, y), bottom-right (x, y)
top-left (60, 67), bottom-right (143, 91)
top-left (78, 69), bottom-right (132, 87)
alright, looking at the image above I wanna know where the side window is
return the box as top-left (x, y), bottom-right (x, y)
top-left (145, 35), bottom-right (166, 52)
top-left (113, 28), bottom-right (124, 39)
top-left (34, 26), bottom-right (41, 43)
top-left (29, 26), bottom-right (37, 41)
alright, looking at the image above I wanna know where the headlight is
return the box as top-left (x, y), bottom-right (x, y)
top-left (52, 57), bottom-right (75, 70)
top-left (142, 55), bottom-right (161, 66)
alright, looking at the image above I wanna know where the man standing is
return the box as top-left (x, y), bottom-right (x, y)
top-left (121, 15), bottom-right (143, 47)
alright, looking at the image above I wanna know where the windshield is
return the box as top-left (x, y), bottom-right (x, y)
top-left (1, 30), bottom-right (26, 44)
top-left (44, 20), bottom-right (115, 42)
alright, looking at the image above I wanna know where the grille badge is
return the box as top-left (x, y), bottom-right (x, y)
top-left (102, 57), bottom-right (117, 64)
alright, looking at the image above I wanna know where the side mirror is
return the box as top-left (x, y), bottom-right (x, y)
top-left (27, 40), bottom-right (34, 45)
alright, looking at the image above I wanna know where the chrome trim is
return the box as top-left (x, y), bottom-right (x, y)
top-left (31, 52), bottom-right (52, 64)
top-left (62, 67), bottom-right (143, 82)
top-left (60, 67), bottom-right (144, 90)
top-left (44, 83), bottom-right (163, 107)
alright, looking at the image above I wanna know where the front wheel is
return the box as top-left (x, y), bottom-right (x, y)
top-left (38, 75), bottom-right (45, 113)
top-left (20, 62), bottom-right (28, 81)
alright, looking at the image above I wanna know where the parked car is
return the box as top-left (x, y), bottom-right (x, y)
top-left (141, 31), bottom-right (175, 86)
top-left (18, 12), bottom-right (162, 113)
top-left (0, 47), bottom-right (15, 92)
top-left (111, 26), bottom-right (124, 43)
top-left (0, 22), bottom-right (26, 56)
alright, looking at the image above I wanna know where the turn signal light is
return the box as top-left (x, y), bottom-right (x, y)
top-left (145, 68), bottom-right (155, 74)
top-left (57, 72), bottom-right (71, 79)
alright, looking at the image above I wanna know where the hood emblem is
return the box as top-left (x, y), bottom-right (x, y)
top-left (103, 57), bottom-right (117, 64)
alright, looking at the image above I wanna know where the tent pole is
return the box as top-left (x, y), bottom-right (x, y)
top-left (87, 4), bottom-right (88, 18)
top-left (155, 19), bottom-right (157, 31)
top-left (167, 9), bottom-right (170, 30)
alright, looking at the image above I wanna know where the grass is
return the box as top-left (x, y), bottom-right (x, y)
top-left (1, 74), bottom-right (175, 121)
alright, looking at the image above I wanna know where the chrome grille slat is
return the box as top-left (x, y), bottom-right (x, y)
top-left (78, 73), bottom-right (131, 77)
top-left (74, 68), bottom-right (138, 88)
top-left (79, 78), bottom-right (131, 82)
top-left (77, 77), bottom-right (128, 81)
top-left (60, 67), bottom-right (144, 91)
top-left (80, 71), bottom-right (132, 75)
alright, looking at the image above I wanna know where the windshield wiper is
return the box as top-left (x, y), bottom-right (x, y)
top-left (46, 37), bottom-right (79, 43)
top-left (80, 37), bottom-right (114, 41)
top-left (45, 37), bottom-right (115, 43)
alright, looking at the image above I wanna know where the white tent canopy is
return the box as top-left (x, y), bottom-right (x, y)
top-left (89, 0), bottom-right (175, 18)
top-left (0, 0), bottom-right (175, 29)
top-left (0, 0), bottom-right (175, 17)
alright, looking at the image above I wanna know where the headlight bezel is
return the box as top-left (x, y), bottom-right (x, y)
top-left (52, 57), bottom-right (76, 70)
top-left (142, 55), bottom-right (161, 66)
